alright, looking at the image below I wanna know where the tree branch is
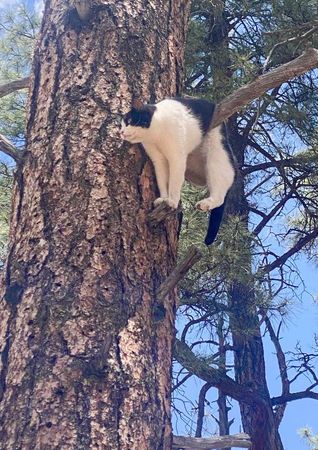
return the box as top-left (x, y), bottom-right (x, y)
top-left (156, 246), bottom-right (202, 303)
top-left (148, 201), bottom-right (181, 225)
top-left (0, 77), bottom-right (29, 99)
top-left (172, 372), bottom-right (193, 392)
top-left (261, 227), bottom-right (318, 274)
top-left (212, 48), bottom-right (318, 127)
top-left (0, 133), bottom-right (22, 163)
top-left (271, 390), bottom-right (318, 406)
top-left (263, 24), bottom-right (318, 72)
top-left (174, 338), bottom-right (265, 407)
top-left (242, 158), bottom-right (295, 175)
top-left (195, 382), bottom-right (213, 437)
top-left (253, 192), bottom-right (293, 236)
top-left (172, 433), bottom-right (251, 449)
top-left (265, 317), bottom-right (289, 425)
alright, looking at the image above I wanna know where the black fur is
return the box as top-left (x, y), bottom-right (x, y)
top-left (123, 105), bottom-right (156, 128)
top-left (205, 203), bottom-right (225, 246)
top-left (173, 97), bottom-right (215, 134)
top-left (123, 97), bottom-right (234, 246)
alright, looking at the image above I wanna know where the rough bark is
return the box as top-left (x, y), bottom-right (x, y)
top-left (0, 1), bottom-right (190, 449)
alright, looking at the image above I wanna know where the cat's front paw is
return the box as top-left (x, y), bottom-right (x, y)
top-left (154, 197), bottom-right (178, 209)
top-left (196, 198), bottom-right (219, 211)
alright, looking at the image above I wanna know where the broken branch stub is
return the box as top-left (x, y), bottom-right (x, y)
top-left (73, 0), bottom-right (92, 20)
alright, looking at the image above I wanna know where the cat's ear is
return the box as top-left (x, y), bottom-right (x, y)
top-left (132, 97), bottom-right (143, 110)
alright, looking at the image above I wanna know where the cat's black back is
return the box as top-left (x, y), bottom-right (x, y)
top-left (173, 97), bottom-right (215, 134)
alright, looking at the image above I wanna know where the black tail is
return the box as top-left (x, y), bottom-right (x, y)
top-left (204, 203), bottom-right (225, 246)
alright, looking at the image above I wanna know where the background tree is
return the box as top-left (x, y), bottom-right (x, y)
top-left (173, 1), bottom-right (318, 449)
top-left (0, 1), bottom-right (37, 267)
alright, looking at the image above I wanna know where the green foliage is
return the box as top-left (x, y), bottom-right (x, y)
top-left (0, 93), bottom-right (27, 145)
top-left (0, 1), bottom-right (39, 143)
top-left (0, 1), bottom-right (39, 78)
top-left (0, 164), bottom-right (12, 267)
top-left (175, 0), bottom-right (318, 434)
top-left (0, 1), bottom-right (40, 265)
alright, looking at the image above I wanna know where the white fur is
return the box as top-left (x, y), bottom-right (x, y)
top-left (121, 99), bottom-right (235, 210)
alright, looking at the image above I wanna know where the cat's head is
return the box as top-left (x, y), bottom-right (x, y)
top-left (121, 104), bottom-right (156, 143)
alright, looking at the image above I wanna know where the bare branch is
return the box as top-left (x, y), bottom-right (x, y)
top-left (212, 48), bottom-right (318, 127)
top-left (253, 192), bottom-right (293, 236)
top-left (181, 312), bottom-right (212, 343)
top-left (172, 372), bottom-right (193, 392)
top-left (148, 201), bottom-right (181, 225)
top-left (265, 317), bottom-right (289, 425)
top-left (261, 227), bottom-right (318, 274)
top-left (0, 134), bottom-right (22, 163)
top-left (195, 382), bottom-right (212, 437)
top-left (263, 25), bottom-right (318, 72)
top-left (271, 390), bottom-right (318, 406)
top-left (0, 77), bottom-right (29, 99)
top-left (172, 433), bottom-right (251, 449)
top-left (156, 246), bottom-right (202, 303)
top-left (242, 158), bottom-right (295, 176)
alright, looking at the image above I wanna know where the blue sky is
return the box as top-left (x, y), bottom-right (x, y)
top-left (0, 0), bottom-right (43, 14)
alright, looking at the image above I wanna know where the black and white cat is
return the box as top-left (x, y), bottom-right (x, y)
top-left (121, 98), bottom-right (235, 245)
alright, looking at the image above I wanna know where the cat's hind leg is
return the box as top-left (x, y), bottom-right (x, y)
top-left (196, 127), bottom-right (235, 211)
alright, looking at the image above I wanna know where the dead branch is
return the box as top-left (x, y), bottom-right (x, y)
top-left (261, 227), bottom-right (318, 274)
top-left (253, 192), bottom-right (293, 236)
top-left (212, 48), bottom-right (318, 127)
top-left (265, 317), bottom-right (289, 425)
top-left (172, 372), bottom-right (193, 392)
top-left (0, 134), bottom-right (22, 163)
top-left (172, 433), bottom-right (251, 449)
top-left (156, 245), bottom-right (202, 303)
top-left (195, 382), bottom-right (213, 438)
top-left (271, 390), bottom-right (318, 405)
top-left (148, 201), bottom-right (181, 225)
top-left (0, 77), bottom-right (29, 99)
top-left (263, 25), bottom-right (318, 72)
top-left (242, 158), bottom-right (295, 176)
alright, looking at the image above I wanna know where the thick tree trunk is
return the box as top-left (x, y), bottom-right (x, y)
top-left (0, 1), bottom-right (189, 449)
top-left (226, 119), bottom-right (284, 450)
